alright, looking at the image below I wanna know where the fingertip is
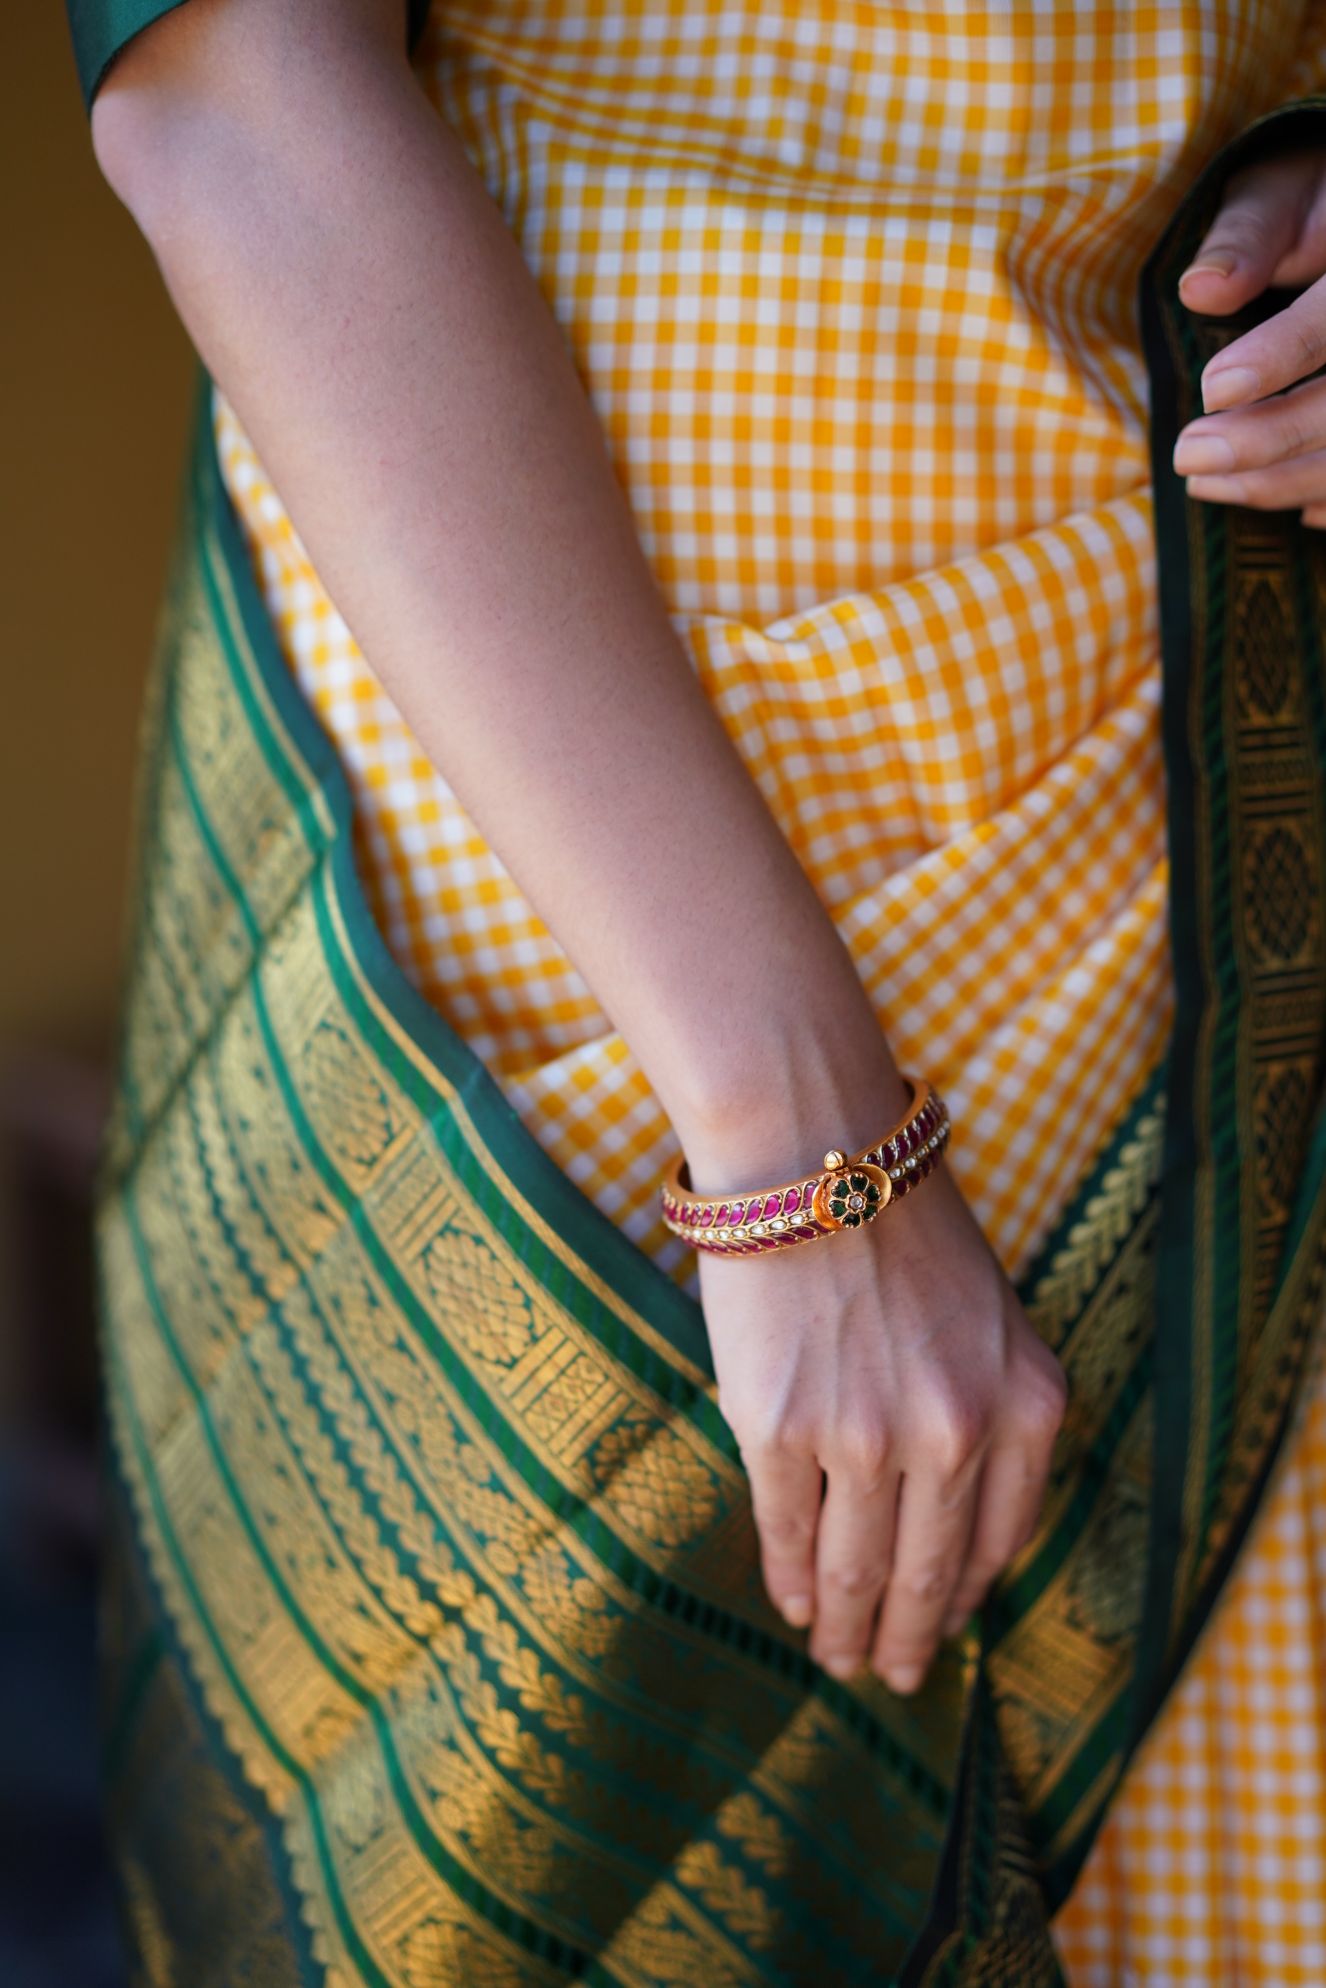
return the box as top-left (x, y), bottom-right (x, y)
top-left (1177, 254), bottom-right (1244, 313)
top-left (1179, 251), bottom-right (1238, 288)
top-left (823, 1651), bottom-right (862, 1680)
top-left (1199, 364), bottom-right (1261, 414)
top-left (883, 1663), bottom-right (925, 1694)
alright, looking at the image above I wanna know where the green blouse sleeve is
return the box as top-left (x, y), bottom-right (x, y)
top-left (65, 0), bottom-right (433, 115)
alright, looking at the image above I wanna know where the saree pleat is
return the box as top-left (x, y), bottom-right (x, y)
top-left (90, 91), bottom-right (1326, 1983)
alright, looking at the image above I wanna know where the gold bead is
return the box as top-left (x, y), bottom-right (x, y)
top-left (822, 1148), bottom-right (847, 1170)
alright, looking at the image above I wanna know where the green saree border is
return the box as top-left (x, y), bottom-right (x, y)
top-left (1130, 91), bottom-right (1326, 1757)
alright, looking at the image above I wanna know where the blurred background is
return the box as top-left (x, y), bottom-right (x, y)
top-left (3, 10), bottom-right (196, 1980)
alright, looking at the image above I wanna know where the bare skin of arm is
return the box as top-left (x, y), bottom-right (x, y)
top-left (91, 0), bottom-right (1068, 1692)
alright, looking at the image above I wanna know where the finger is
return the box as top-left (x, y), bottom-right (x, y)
top-left (939, 1358), bottom-right (1066, 1638)
top-left (1303, 505), bottom-right (1326, 528)
top-left (937, 1438), bottom-right (1053, 1637)
top-left (808, 1452), bottom-right (901, 1680)
top-left (1263, 156), bottom-right (1326, 291)
top-left (1183, 445), bottom-right (1326, 510)
top-left (869, 1440), bottom-right (985, 1693)
top-left (1173, 371), bottom-right (1326, 476)
top-left (742, 1437), bottom-right (826, 1629)
top-left (1200, 270), bottom-right (1326, 413)
top-left (1178, 151), bottom-right (1324, 319)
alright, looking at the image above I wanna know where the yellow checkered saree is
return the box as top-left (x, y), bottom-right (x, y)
top-left (68, 1), bottom-right (1326, 1981)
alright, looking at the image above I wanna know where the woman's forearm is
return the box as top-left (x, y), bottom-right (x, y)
top-left (91, 0), bottom-right (910, 1180)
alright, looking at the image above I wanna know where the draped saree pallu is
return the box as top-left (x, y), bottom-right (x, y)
top-left (89, 92), bottom-right (1326, 1988)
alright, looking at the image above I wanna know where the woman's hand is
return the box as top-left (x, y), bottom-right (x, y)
top-left (691, 1107), bottom-right (1070, 1695)
top-left (1173, 146), bottom-right (1326, 522)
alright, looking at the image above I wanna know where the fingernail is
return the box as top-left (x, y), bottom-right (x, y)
top-left (1183, 475), bottom-right (1241, 499)
top-left (780, 1594), bottom-right (812, 1627)
top-left (1202, 366), bottom-right (1261, 412)
top-left (885, 1664), bottom-right (925, 1693)
top-left (1173, 433), bottom-right (1237, 474)
top-left (1180, 250), bottom-right (1238, 284)
top-left (823, 1652), bottom-right (861, 1679)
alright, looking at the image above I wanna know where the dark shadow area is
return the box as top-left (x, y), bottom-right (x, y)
top-left (0, 1051), bottom-right (126, 1988)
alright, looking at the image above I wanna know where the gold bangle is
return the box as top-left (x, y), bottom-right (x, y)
top-left (659, 1075), bottom-right (950, 1256)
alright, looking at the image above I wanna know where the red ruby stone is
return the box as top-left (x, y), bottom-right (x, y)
top-left (745, 1200), bottom-right (763, 1224)
top-left (700, 1206), bottom-right (714, 1226)
top-left (715, 1203), bottom-right (729, 1225)
top-left (729, 1202), bottom-right (744, 1224)
top-left (763, 1192), bottom-right (781, 1218)
top-left (784, 1185), bottom-right (801, 1214)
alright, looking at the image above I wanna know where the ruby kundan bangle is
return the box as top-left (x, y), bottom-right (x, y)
top-left (660, 1074), bottom-right (951, 1256)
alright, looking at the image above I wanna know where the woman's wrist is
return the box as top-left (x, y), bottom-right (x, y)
top-left (660, 986), bottom-right (914, 1197)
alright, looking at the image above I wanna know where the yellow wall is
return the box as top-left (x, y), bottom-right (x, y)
top-left (3, 5), bottom-right (196, 1056)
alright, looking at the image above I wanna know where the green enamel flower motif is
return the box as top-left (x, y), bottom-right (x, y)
top-left (827, 1167), bottom-right (884, 1228)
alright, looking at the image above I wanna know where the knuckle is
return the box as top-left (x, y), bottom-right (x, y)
top-left (1273, 406), bottom-right (1313, 459)
top-left (898, 1559), bottom-right (952, 1605)
top-left (1292, 313), bottom-right (1326, 371)
top-left (822, 1560), bottom-right (888, 1599)
top-left (1017, 1358), bottom-right (1070, 1441)
top-left (736, 1404), bottom-right (813, 1460)
top-left (830, 1418), bottom-right (894, 1486)
top-left (759, 1507), bottom-right (816, 1551)
top-left (1202, 207), bottom-right (1268, 259)
top-left (921, 1392), bottom-right (986, 1475)
top-left (1200, 211), bottom-right (1255, 251)
top-left (1237, 466), bottom-right (1290, 507)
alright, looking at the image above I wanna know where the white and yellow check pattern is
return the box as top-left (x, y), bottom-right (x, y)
top-left (212, 3), bottom-right (1326, 1975)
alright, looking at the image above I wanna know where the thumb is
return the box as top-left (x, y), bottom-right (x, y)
top-left (1177, 149), bottom-right (1322, 317)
